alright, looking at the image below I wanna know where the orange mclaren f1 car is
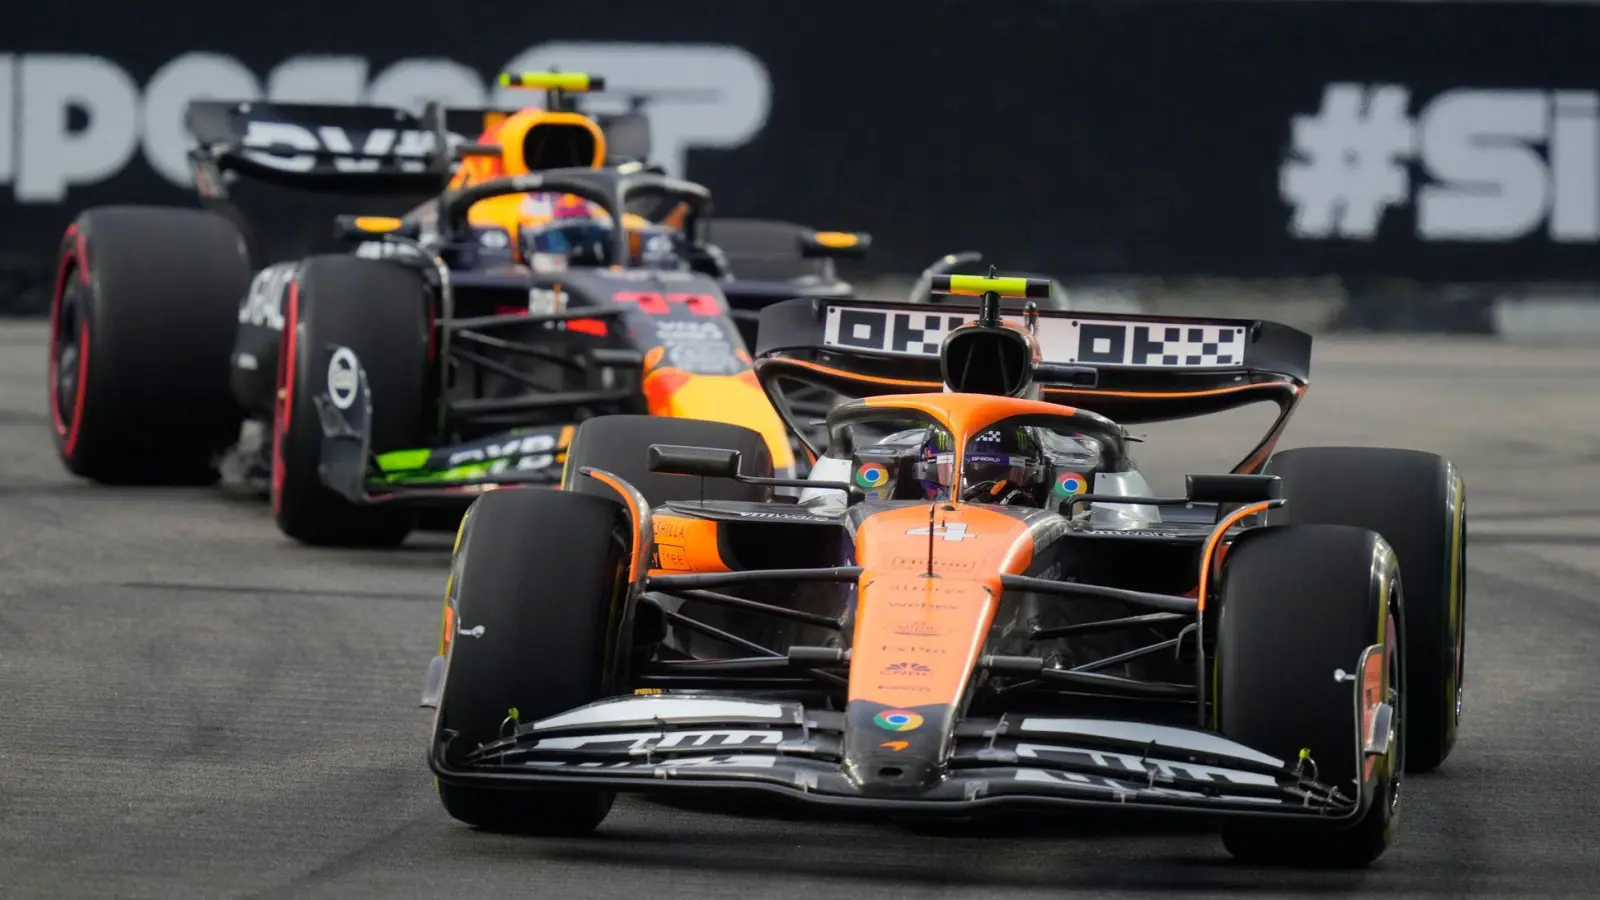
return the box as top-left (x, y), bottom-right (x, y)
top-left (421, 274), bottom-right (1468, 867)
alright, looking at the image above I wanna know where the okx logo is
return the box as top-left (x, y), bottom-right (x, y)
top-left (0, 42), bottom-right (770, 202)
top-left (1280, 83), bottom-right (1600, 243)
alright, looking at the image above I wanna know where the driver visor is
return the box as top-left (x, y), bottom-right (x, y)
top-left (963, 452), bottom-right (1038, 487)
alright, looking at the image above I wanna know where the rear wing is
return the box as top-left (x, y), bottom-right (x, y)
top-left (184, 99), bottom-right (652, 197)
top-left (754, 296), bottom-right (1313, 472)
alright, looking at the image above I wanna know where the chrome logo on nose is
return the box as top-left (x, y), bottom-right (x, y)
top-left (872, 709), bottom-right (924, 732)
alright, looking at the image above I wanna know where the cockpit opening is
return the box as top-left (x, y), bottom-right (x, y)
top-left (523, 123), bottom-right (600, 172)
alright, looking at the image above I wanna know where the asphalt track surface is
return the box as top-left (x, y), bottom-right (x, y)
top-left (4, 320), bottom-right (1599, 899)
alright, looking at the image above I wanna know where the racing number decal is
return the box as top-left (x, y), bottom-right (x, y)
top-left (905, 522), bottom-right (980, 542)
top-left (614, 291), bottom-right (722, 316)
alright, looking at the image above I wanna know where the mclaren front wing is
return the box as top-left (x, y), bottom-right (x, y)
top-left (427, 694), bottom-right (1372, 822)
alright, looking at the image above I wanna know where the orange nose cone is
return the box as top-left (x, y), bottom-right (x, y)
top-left (642, 369), bottom-right (796, 473)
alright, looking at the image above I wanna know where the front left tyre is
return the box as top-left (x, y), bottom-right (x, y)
top-left (433, 488), bottom-right (628, 835)
top-left (272, 255), bottom-right (430, 547)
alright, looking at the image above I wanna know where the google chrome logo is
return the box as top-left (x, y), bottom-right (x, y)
top-left (855, 462), bottom-right (889, 489)
top-left (873, 709), bottom-right (924, 732)
top-left (1053, 472), bottom-right (1088, 497)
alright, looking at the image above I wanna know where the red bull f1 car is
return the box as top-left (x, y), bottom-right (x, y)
top-left (422, 274), bottom-right (1469, 867)
top-left (46, 72), bottom-right (868, 547)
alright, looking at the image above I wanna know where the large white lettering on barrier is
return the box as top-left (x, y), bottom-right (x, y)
top-left (0, 43), bottom-right (772, 202)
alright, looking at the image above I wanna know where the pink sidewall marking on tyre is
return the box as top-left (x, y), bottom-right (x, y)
top-left (272, 280), bottom-right (301, 516)
top-left (49, 224), bottom-right (90, 457)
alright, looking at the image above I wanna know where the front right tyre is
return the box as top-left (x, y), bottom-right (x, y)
top-left (1214, 524), bottom-right (1405, 868)
top-left (1264, 446), bottom-right (1466, 772)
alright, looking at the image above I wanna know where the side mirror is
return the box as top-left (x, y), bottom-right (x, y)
top-left (334, 215), bottom-right (421, 244)
top-left (1034, 363), bottom-right (1099, 388)
top-left (1185, 474), bottom-right (1281, 505)
top-left (798, 231), bottom-right (871, 259)
top-left (454, 142), bottom-right (502, 161)
top-left (648, 444), bottom-right (742, 479)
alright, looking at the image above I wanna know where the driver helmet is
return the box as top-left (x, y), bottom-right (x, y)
top-left (917, 425), bottom-right (1049, 506)
top-left (520, 194), bottom-right (688, 271)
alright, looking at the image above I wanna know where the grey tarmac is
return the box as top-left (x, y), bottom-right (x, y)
top-left (2, 321), bottom-right (1597, 899)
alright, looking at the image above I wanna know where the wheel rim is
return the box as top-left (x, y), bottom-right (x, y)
top-left (53, 315), bottom-right (80, 431)
top-left (1386, 606), bottom-right (1404, 817)
top-left (1388, 611), bottom-right (1401, 816)
top-left (50, 279), bottom-right (88, 450)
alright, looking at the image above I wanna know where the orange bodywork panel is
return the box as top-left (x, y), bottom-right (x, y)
top-left (849, 504), bottom-right (1035, 710)
top-left (445, 107), bottom-right (653, 253)
top-left (648, 514), bottom-right (732, 577)
top-left (642, 366), bottom-right (797, 474)
top-left (449, 108), bottom-right (607, 188)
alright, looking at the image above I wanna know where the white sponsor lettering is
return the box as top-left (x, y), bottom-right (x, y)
top-left (240, 119), bottom-right (455, 174)
top-left (528, 286), bottom-right (563, 314)
top-left (823, 306), bottom-right (1245, 369)
top-left (0, 43), bottom-right (771, 201)
top-left (448, 433), bottom-right (557, 467)
top-left (597, 268), bottom-right (695, 282)
top-left (1015, 743), bottom-right (1278, 787)
top-left (353, 241), bottom-right (415, 260)
top-left (534, 730), bottom-right (784, 752)
top-left (326, 346), bottom-right (360, 410)
top-left (666, 344), bottom-right (739, 373)
top-left (656, 320), bottom-right (726, 341)
top-left (5, 55), bottom-right (141, 202)
top-left (905, 521), bottom-right (978, 541)
top-left (1282, 82), bottom-right (1600, 242)
top-left (526, 754), bottom-right (778, 771)
top-left (1077, 529), bottom-right (1192, 539)
top-left (655, 318), bottom-right (738, 374)
top-left (239, 262), bottom-right (296, 331)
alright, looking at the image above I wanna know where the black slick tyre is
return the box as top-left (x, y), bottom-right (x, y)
top-left (49, 206), bottom-right (250, 484)
top-left (434, 489), bottom-right (627, 835)
top-left (1264, 447), bottom-right (1466, 772)
top-left (560, 415), bottom-right (773, 505)
top-left (1215, 524), bottom-right (1405, 868)
top-left (272, 255), bottom-right (430, 547)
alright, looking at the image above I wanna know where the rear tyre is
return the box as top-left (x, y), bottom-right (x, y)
top-left (434, 489), bottom-right (627, 835)
top-left (1264, 447), bottom-right (1466, 772)
top-left (1215, 525), bottom-right (1404, 868)
top-left (50, 206), bottom-right (250, 484)
top-left (273, 255), bottom-right (430, 547)
top-left (561, 415), bottom-right (774, 505)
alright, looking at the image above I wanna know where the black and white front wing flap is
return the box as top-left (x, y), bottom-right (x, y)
top-left (429, 695), bottom-right (1366, 821)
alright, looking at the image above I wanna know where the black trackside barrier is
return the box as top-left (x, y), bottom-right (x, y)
top-left (7, 0), bottom-right (1600, 320)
